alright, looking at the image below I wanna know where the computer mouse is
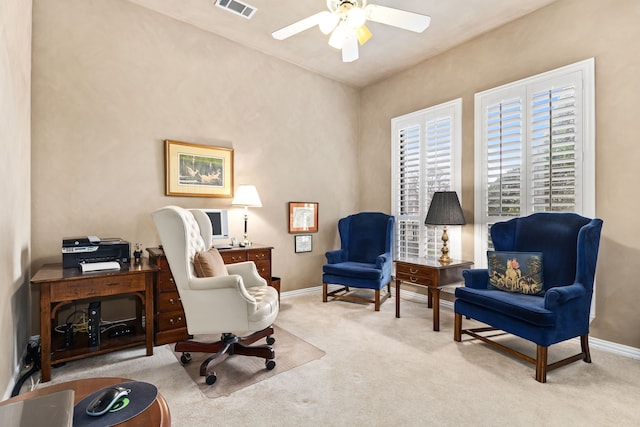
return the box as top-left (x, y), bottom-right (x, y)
top-left (85, 385), bottom-right (131, 417)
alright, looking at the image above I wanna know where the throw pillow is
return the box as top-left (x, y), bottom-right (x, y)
top-left (193, 247), bottom-right (228, 278)
top-left (487, 251), bottom-right (544, 295)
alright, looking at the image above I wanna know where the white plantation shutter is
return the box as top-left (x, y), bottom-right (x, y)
top-left (396, 124), bottom-right (421, 258)
top-left (392, 99), bottom-right (462, 260)
top-left (475, 58), bottom-right (595, 265)
top-left (530, 83), bottom-right (579, 212)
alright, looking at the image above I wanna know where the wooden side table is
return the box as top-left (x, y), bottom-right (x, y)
top-left (394, 257), bottom-right (473, 331)
top-left (0, 377), bottom-right (170, 426)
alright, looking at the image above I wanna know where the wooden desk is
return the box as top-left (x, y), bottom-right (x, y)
top-left (394, 257), bottom-right (473, 331)
top-left (0, 377), bottom-right (170, 426)
top-left (31, 262), bottom-right (157, 382)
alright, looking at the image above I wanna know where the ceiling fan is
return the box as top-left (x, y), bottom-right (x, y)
top-left (272, 0), bottom-right (431, 63)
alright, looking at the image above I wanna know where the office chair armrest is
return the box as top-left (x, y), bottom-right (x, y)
top-left (544, 283), bottom-right (586, 309)
top-left (325, 249), bottom-right (346, 264)
top-left (462, 269), bottom-right (490, 289)
top-left (226, 261), bottom-right (268, 288)
top-left (189, 274), bottom-right (256, 303)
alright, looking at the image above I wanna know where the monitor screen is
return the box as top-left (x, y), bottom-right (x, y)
top-left (200, 209), bottom-right (229, 240)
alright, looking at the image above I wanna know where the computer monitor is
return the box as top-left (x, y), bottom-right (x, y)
top-left (199, 209), bottom-right (229, 240)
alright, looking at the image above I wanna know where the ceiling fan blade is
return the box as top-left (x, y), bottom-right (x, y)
top-left (272, 12), bottom-right (327, 40)
top-left (364, 4), bottom-right (431, 33)
top-left (342, 33), bottom-right (359, 63)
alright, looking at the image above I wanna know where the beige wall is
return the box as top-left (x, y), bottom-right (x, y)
top-left (31, 0), bottom-right (359, 323)
top-left (0, 0), bottom-right (32, 397)
top-left (360, 0), bottom-right (640, 348)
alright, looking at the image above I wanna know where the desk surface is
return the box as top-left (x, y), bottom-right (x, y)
top-left (0, 377), bottom-right (170, 427)
top-left (31, 261), bottom-right (158, 284)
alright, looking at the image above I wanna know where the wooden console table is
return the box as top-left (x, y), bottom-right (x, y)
top-left (31, 262), bottom-right (156, 382)
top-left (147, 244), bottom-right (277, 346)
top-left (394, 257), bottom-right (473, 331)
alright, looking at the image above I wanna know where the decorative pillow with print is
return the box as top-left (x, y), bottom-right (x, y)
top-left (487, 251), bottom-right (544, 295)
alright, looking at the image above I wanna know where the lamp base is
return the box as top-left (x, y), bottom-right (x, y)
top-left (439, 226), bottom-right (452, 265)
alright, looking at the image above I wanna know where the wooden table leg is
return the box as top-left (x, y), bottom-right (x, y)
top-left (40, 283), bottom-right (52, 382)
top-left (145, 274), bottom-right (154, 356)
top-left (395, 278), bottom-right (401, 318)
top-left (432, 287), bottom-right (440, 332)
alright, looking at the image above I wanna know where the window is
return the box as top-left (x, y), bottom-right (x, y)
top-left (474, 58), bottom-right (595, 265)
top-left (392, 99), bottom-right (462, 259)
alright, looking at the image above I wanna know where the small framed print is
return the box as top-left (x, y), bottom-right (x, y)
top-left (289, 202), bottom-right (318, 233)
top-left (294, 235), bottom-right (313, 253)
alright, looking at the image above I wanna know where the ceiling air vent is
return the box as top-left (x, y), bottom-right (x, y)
top-left (215, 0), bottom-right (257, 19)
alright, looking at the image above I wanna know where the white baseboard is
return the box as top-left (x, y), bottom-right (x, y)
top-left (288, 286), bottom-right (640, 360)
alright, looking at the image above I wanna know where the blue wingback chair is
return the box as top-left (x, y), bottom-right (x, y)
top-left (322, 212), bottom-right (394, 311)
top-left (454, 212), bottom-right (603, 382)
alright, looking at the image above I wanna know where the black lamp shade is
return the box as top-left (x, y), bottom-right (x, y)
top-left (425, 191), bottom-right (466, 226)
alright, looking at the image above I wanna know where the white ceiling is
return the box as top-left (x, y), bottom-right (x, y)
top-left (126, 0), bottom-right (560, 88)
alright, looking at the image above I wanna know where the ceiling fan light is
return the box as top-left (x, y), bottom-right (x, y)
top-left (347, 7), bottom-right (366, 28)
top-left (355, 24), bottom-right (372, 45)
top-left (319, 11), bottom-right (340, 34)
top-left (328, 23), bottom-right (348, 49)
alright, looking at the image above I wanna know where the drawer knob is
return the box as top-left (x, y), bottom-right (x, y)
top-left (169, 298), bottom-right (175, 304)
top-left (410, 268), bottom-right (419, 274)
top-left (410, 276), bottom-right (418, 282)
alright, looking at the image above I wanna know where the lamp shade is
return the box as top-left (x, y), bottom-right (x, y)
top-left (231, 185), bottom-right (262, 207)
top-left (425, 191), bottom-right (465, 226)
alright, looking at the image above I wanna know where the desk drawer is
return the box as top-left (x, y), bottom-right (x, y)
top-left (248, 249), bottom-right (270, 262)
top-left (220, 251), bottom-right (247, 264)
top-left (254, 260), bottom-right (271, 282)
top-left (50, 274), bottom-right (145, 301)
top-left (156, 310), bottom-right (187, 331)
top-left (156, 291), bottom-right (184, 312)
top-left (156, 271), bottom-right (176, 292)
top-left (396, 264), bottom-right (436, 286)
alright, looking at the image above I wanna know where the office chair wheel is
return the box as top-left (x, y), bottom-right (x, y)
top-left (266, 336), bottom-right (275, 345)
top-left (205, 373), bottom-right (217, 385)
top-left (265, 360), bottom-right (276, 370)
top-left (180, 352), bottom-right (192, 364)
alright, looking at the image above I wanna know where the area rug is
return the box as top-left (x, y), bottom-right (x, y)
top-left (171, 324), bottom-right (325, 398)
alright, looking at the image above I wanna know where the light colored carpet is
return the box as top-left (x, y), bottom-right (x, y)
top-left (170, 325), bottom-right (325, 398)
top-left (35, 292), bottom-right (640, 426)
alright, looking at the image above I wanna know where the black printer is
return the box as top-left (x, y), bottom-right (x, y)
top-left (62, 236), bottom-right (130, 268)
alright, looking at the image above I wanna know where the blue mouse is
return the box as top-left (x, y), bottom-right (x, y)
top-left (85, 386), bottom-right (131, 417)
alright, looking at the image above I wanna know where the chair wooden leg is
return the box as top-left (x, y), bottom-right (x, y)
top-left (322, 282), bottom-right (328, 302)
top-left (536, 345), bottom-right (548, 383)
top-left (454, 313), bottom-right (462, 342)
top-left (374, 289), bottom-right (381, 311)
top-left (581, 334), bottom-right (592, 363)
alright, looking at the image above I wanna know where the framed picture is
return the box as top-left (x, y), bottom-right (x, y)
top-left (289, 202), bottom-right (319, 233)
top-left (165, 140), bottom-right (234, 197)
top-left (295, 235), bottom-right (313, 253)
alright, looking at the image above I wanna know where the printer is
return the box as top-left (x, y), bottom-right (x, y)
top-left (62, 236), bottom-right (130, 268)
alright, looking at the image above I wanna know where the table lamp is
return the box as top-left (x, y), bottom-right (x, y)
top-left (424, 191), bottom-right (466, 264)
top-left (232, 185), bottom-right (262, 247)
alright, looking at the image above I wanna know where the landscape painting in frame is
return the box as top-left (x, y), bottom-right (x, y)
top-left (165, 140), bottom-right (234, 197)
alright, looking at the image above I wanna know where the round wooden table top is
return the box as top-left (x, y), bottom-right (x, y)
top-left (0, 377), bottom-right (170, 427)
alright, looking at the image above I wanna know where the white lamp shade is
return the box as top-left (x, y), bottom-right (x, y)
top-left (232, 185), bottom-right (262, 207)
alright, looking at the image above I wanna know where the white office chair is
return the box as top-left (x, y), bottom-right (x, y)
top-left (152, 206), bottom-right (279, 385)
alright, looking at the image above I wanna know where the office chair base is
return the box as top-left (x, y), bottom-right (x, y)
top-left (175, 326), bottom-right (276, 384)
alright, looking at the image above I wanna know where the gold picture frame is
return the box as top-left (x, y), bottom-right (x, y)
top-left (289, 202), bottom-right (319, 233)
top-left (165, 140), bottom-right (234, 197)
